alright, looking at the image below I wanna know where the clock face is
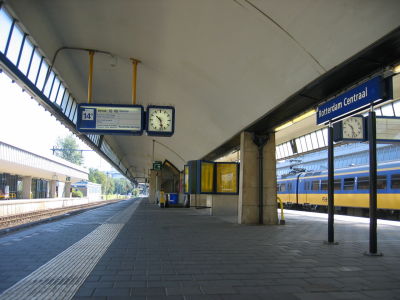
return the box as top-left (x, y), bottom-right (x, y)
top-left (342, 117), bottom-right (364, 139)
top-left (146, 106), bottom-right (175, 136)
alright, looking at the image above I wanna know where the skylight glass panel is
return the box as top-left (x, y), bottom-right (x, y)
top-left (56, 84), bottom-right (65, 106)
top-left (17, 37), bottom-right (33, 74)
top-left (36, 60), bottom-right (49, 91)
top-left (393, 100), bottom-right (400, 117)
top-left (310, 132), bottom-right (319, 148)
top-left (295, 138), bottom-right (303, 153)
top-left (27, 50), bottom-right (41, 82)
top-left (6, 23), bottom-right (24, 64)
top-left (51, 79), bottom-right (62, 103)
top-left (316, 129), bottom-right (326, 147)
top-left (43, 71), bottom-right (55, 97)
top-left (0, 8), bottom-right (13, 53)
top-left (305, 134), bottom-right (314, 150)
top-left (381, 103), bottom-right (394, 116)
top-left (300, 136), bottom-right (308, 151)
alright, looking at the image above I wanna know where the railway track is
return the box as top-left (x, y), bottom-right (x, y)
top-left (0, 199), bottom-right (123, 230)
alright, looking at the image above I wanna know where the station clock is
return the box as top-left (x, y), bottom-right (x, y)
top-left (146, 105), bottom-right (175, 136)
top-left (333, 116), bottom-right (366, 142)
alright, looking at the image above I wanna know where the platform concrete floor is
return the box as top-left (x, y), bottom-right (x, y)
top-left (1, 197), bottom-right (400, 299)
top-left (74, 199), bottom-right (400, 299)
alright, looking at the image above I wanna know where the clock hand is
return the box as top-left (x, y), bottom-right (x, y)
top-left (348, 124), bottom-right (356, 136)
top-left (156, 116), bottom-right (163, 129)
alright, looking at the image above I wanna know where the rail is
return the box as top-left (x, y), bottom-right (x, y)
top-left (0, 198), bottom-right (123, 229)
top-left (0, 197), bottom-right (109, 218)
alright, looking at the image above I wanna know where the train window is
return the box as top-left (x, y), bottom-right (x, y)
top-left (343, 178), bottom-right (355, 190)
top-left (311, 180), bottom-right (320, 190)
top-left (334, 179), bottom-right (341, 190)
top-left (321, 180), bottom-right (328, 190)
top-left (377, 175), bottom-right (387, 190)
top-left (357, 177), bottom-right (369, 190)
top-left (287, 183), bottom-right (292, 191)
top-left (280, 184), bottom-right (286, 192)
top-left (391, 174), bottom-right (400, 189)
top-left (304, 181), bottom-right (310, 191)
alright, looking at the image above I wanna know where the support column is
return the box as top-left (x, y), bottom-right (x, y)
top-left (149, 170), bottom-right (158, 204)
top-left (238, 131), bottom-right (278, 225)
top-left (239, 132), bottom-right (259, 224)
top-left (49, 180), bottom-right (57, 198)
top-left (22, 176), bottom-right (32, 199)
top-left (65, 182), bottom-right (71, 198)
top-left (263, 132), bottom-right (279, 224)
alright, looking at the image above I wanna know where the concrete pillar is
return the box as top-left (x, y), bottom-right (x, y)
top-left (65, 182), bottom-right (71, 198)
top-left (263, 133), bottom-right (279, 224)
top-left (149, 170), bottom-right (158, 204)
top-left (238, 131), bottom-right (278, 225)
top-left (49, 180), bottom-right (57, 198)
top-left (22, 176), bottom-right (32, 199)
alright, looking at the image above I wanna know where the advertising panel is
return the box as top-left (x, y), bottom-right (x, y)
top-left (200, 161), bottom-right (214, 193)
top-left (184, 165), bottom-right (189, 194)
top-left (216, 163), bottom-right (239, 194)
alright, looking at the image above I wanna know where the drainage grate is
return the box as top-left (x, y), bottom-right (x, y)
top-left (0, 199), bottom-right (141, 300)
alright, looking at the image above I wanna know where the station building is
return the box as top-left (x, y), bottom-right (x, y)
top-left (0, 140), bottom-right (88, 199)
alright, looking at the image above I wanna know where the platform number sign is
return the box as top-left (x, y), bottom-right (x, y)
top-left (77, 104), bottom-right (144, 135)
top-left (82, 109), bottom-right (94, 120)
top-left (77, 104), bottom-right (176, 137)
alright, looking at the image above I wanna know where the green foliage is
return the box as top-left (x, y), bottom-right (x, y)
top-left (54, 134), bottom-right (83, 165)
top-left (72, 190), bottom-right (83, 197)
top-left (89, 168), bottom-right (107, 193)
top-left (89, 168), bottom-right (134, 195)
top-left (114, 178), bottom-right (133, 195)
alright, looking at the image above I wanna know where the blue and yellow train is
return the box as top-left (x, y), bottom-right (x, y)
top-left (277, 161), bottom-right (400, 214)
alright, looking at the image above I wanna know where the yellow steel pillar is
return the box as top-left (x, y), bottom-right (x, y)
top-left (130, 58), bottom-right (141, 105)
top-left (87, 50), bottom-right (95, 103)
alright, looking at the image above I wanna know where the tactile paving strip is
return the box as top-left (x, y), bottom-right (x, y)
top-left (0, 199), bottom-right (141, 300)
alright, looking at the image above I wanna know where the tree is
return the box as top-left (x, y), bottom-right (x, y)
top-left (105, 176), bottom-right (115, 195)
top-left (54, 134), bottom-right (83, 165)
top-left (89, 168), bottom-right (107, 193)
top-left (114, 178), bottom-right (134, 195)
top-left (89, 168), bottom-right (134, 195)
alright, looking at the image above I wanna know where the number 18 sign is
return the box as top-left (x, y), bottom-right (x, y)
top-left (76, 103), bottom-right (144, 135)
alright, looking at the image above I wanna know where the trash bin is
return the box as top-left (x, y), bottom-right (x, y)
top-left (169, 193), bottom-right (178, 205)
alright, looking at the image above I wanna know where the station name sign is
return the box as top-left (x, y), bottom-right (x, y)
top-left (77, 104), bottom-right (144, 135)
top-left (316, 76), bottom-right (383, 125)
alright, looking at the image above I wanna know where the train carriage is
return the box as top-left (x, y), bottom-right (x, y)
top-left (277, 161), bottom-right (400, 213)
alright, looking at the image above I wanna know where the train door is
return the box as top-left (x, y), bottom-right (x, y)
top-left (287, 181), bottom-right (293, 203)
top-left (297, 175), bottom-right (308, 204)
top-left (295, 174), bottom-right (302, 205)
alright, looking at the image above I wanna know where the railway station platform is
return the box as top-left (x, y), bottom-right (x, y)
top-left (0, 198), bottom-right (400, 300)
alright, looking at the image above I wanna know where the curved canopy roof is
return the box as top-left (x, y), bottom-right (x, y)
top-left (4, 0), bottom-right (400, 179)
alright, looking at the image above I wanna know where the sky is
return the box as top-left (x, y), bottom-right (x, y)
top-left (0, 72), bottom-right (114, 172)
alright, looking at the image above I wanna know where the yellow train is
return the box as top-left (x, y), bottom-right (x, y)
top-left (277, 161), bottom-right (400, 215)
